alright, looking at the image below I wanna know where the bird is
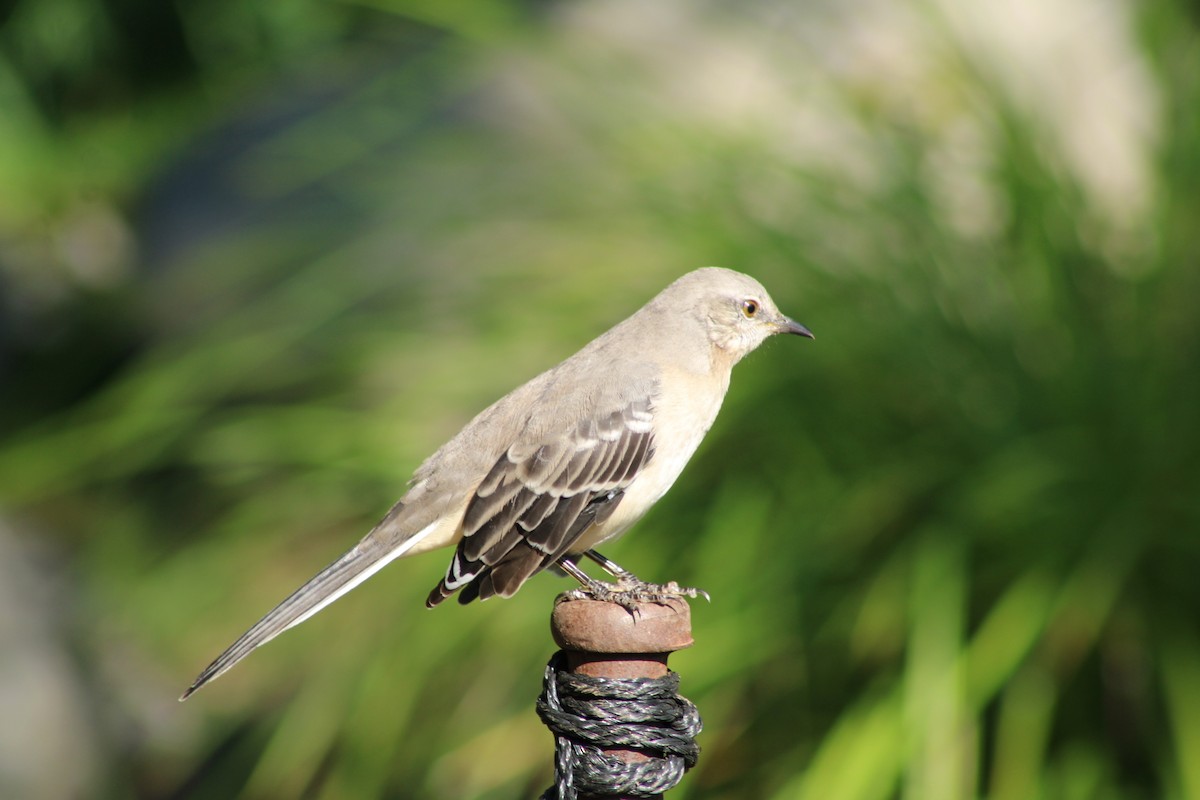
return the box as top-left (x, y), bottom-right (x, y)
top-left (181, 267), bottom-right (812, 700)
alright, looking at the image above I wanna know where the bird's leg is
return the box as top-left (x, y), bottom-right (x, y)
top-left (557, 557), bottom-right (609, 593)
top-left (556, 550), bottom-right (709, 610)
top-left (556, 556), bottom-right (633, 607)
top-left (580, 549), bottom-right (638, 581)
top-left (584, 549), bottom-right (709, 601)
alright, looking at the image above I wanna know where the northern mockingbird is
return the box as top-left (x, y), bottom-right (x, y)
top-left (181, 268), bottom-right (812, 699)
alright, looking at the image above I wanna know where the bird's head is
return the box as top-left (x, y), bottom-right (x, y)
top-left (664, 267), bottom-right (813, 362)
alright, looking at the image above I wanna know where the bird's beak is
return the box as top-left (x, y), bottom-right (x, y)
top-left (776, 316), bottom-right (815, 339)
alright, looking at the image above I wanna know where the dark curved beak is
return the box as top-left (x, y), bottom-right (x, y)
top-left (777, 316), bottom-right (815, 339)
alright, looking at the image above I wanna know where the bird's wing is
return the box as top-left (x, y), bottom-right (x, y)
top-left (426, 394), bottom-right (657, 606)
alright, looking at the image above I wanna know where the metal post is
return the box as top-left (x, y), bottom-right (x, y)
top-left (539, 598), bottom-right (700, 800)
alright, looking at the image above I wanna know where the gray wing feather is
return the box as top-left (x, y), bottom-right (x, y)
top-left (426, 396), bottom-right (656, 607)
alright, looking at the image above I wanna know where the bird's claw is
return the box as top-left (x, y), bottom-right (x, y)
top-left (557, 577), bottom-right (710, 612)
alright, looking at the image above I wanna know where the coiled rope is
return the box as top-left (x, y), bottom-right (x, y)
top-left (537, 651), bottom-right (702, 799)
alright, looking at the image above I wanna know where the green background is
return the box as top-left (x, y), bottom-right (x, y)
top-left (1, 1), bottom-right (1197, 798)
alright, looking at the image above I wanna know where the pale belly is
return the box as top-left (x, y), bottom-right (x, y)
top-left (569, 365), bottom-right (729, 553)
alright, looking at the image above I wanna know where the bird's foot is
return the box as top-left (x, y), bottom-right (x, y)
top-left (554, 552), bottom-right (709, 611)
top-left (558, 575), bottom-right (710, 611)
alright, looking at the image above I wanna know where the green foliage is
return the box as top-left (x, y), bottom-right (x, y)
top-left (1, 1), bottom-right (1197, 798)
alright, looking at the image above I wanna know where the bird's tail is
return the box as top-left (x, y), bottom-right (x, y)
top-left (180, 536), bottom-right (413, 701)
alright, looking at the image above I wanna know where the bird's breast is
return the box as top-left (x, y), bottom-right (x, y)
top-left (570, 365), bottom-right (730, 552)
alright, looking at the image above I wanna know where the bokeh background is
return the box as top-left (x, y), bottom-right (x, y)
top-left (2, 0), bottom-right (1198, 798)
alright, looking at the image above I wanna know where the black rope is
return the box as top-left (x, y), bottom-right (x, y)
top-left (537, 651), bottom-right (702, 799)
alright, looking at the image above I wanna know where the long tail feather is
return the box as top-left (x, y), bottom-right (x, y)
top-left (180, 529), bottom-right (426, 700)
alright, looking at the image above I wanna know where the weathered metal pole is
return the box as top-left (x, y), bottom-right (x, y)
top-left (540, 598), bottom-right (699, 800)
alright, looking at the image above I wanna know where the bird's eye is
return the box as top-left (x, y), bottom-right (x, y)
top-left (741, 299), bottom-right (759, 318)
